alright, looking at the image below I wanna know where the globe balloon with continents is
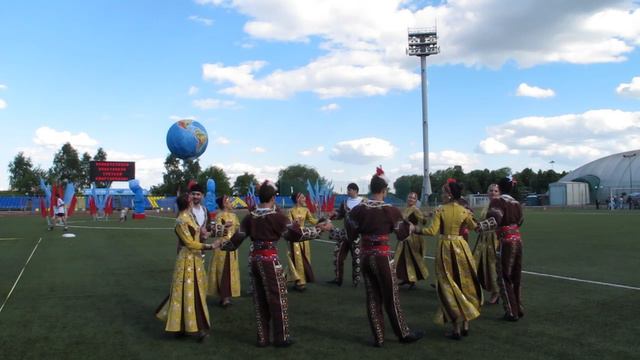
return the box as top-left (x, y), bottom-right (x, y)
top-left (166, 120), bottom-right (209, 160)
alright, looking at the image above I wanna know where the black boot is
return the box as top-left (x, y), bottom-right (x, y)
top-left (399, 330), bottom-right (424, 344)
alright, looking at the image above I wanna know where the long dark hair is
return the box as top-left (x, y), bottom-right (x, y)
top-left (176, 193), bottom-right (190, 212)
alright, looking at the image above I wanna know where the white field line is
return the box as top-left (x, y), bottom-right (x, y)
top-left (68, 225), bottom-right (172, 230)
top-left (0, 237), bottom-right (43, 314)
top-left (0, 238), bottom-right (21, 241)
top-left (312, 239), bottom-right (640, 291)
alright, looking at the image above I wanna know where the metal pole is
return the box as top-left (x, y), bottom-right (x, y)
top-left (420, 56), bottom-right (432, 205)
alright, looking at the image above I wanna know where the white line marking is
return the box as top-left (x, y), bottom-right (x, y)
top-left (312, 238), bottom-right (640, 291)
top-left (0, 237), bottom-right (43, 314)
top-left (68, 225), bottom-right (172, 230)
top-left (0, 238), bottom-right (20, 241)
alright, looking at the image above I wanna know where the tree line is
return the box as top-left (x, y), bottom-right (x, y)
top-left (6, 144), bottom-right (327, 197)
top-left (393, 165), bottom-right (567, 201)
top-left (7, 144), bottom-right (565, 200)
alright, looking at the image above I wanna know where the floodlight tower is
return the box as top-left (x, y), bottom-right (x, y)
top-left (407, 27), bottom-right (439, 205)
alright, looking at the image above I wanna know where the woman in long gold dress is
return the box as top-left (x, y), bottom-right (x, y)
top-left (473, 184), bottom-right (501, 304)
top-left (156, 194), bottom-right (221, 342)
top-left (394, 192), bottom-right (429, 288)
top-left (417, 180), bottom-right (482, 340)
top-left (207, 195), bottom-right (241, 307)
top-left (286, 192), bottom-right (318, 291)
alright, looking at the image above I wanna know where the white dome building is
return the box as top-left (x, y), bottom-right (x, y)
top-left (557, 149), bottom-right (640, 202)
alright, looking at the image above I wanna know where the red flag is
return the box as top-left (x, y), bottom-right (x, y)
top-left (40, 197), bottom-right (47, 218)
top-left (105, 196), bottom-right (113, 215)
top-left (305, 195), bottom-right (316, 214)
top-left (89, 197), bottom-right (97, 216)
top-left (245, 195), bottom-right (256, 211)
top-left (67, 195), bottom-right (77, 217)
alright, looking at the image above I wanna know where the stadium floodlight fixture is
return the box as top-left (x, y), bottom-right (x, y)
top-left (407, 26), bottom-right (439, 206)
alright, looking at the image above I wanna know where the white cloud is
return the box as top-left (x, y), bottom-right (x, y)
top-left (196, 1), bottom-right (640, 101)
top-left (616, 76), bottom-right (640, 98)
top-left (0, 99), bottom-right (6, 109)
top-left (331, 169), bottom-right (344, 174)
top-left (299, 145), bottom-right (325, 156)
top-left (0, 84), bottom-right (7, 91)
top-left (188, 15), bottom-right (214, 26)
top-left (477, 109), bottom-right (640, 162)
top-left (195, 0), bottom-right (224, 5)
top-left (251, 146), bottom-right (266, 153)
top-left (320, 103), bottom-right (340, 111)
top-left (212, 162), bottom-right (284, 182)
top-left (169, 115), bottom-right (197, 121)
top-left (32, 126), bottom-right (99, 152)
top-left (192, 98), bottom-right (237, 109)
top-left (99, 150), bottom-right (165, 188)
top-left (214, 136), bottom-right (230, 145)
top-left (11, 127), bottom-right (166, 189)
top-left (516, 83), bottom-right (556, 98)
top-left (408, 150), bottom-right (479, 171)
top-left (188, 86), bottom-right (199, 96)
top-left (330, 137), bottom-right (396, 164)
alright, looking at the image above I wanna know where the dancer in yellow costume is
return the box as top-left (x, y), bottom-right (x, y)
top-left (473, 184), bottom-right (501, 304)
top-left (416, 180), bottom-right (482, 340)
top-left (207, 195), bottom-right (241, 307)
top-left (395, 192), bottom-right (429, 288)
top-left (156, 193), bottom-right (224, 342)
top-left (287, 192), bottom-right (318, 291)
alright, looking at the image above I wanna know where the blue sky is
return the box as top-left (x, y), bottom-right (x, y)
top-left (1, 0), bottom-right (639, 193)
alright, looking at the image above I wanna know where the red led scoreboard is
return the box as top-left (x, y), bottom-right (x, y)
top-left (89, 161), bottom-right (135, 182)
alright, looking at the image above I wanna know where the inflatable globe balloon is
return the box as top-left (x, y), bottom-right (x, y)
top-left (166, 120), bottom-right (209, 160)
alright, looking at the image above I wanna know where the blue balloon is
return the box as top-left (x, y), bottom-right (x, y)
top-left (204, 178), bottom-right (217, 212)
top-left (166, 120), bottom-right (209, 160)
top-left (129, 179), bottom-right (145, 216)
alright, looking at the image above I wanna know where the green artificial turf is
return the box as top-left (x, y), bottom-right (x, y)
top-left (0, 209), bottom-right (639, 359)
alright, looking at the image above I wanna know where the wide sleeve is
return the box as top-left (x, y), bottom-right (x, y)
top-left (388, 207), bottom-right (411, 240)
top-left (420, 208), bottom-right (442, 236)
top-left (479, 199), bottom-right (501, 231)
top-left (221, 214), bottom-right (250, 251)
top-left (223, 213), bottom-right (240, 241)
top-left (305, 208), bottom-right (319, 225)
top-left (463, 209), bottom-right (478, 232)
top-left (175, 217), bottom-right (205, 250)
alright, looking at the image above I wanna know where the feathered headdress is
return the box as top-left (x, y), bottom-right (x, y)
top-left (375, 165), bottom-right (389, 185)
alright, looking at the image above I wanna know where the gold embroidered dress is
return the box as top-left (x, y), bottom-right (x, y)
top-left (394, 205), bottom-right (429, 283)
top-left (286, 205), bottom-right (318, 285)
top-left (156, 211), bottom-right (210, 333)
top-left (473, 206), bottom-right (500, 295)
top-left (420, 202), bottom-right (482, 325)
top-left (207, 210), bottom-right (241, 298)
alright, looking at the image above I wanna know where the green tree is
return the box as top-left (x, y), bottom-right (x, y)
top-left (93, 147), bottom-right (107, 161)
top-left (8, 152), bottom-right (41, 193)
top-left (49, 142), bottom-right (82, 185)
top-left (233, 172), bottom-right (259, 196)
top-left (277, 164), bottom-right (326, 196)
top-left (183, 159), bottom-right (202, 184)
top-left (91, 147), bottom-right (109, 188)
top-left (79, 152), bottom-right (92, 189)
top-left (197, 166), bottom-right (231, 196)
top-left (150, 154), bottom-right (183, 195)
top-left (393, 175), bottom-right (423, 200)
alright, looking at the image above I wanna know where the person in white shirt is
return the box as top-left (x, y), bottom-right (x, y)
top-left (327, 182), bottom-right (364, 286)
top-left (53, 193), bottom-right (68, 231)
top-left (189, 183), bottom-right (210, 242)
